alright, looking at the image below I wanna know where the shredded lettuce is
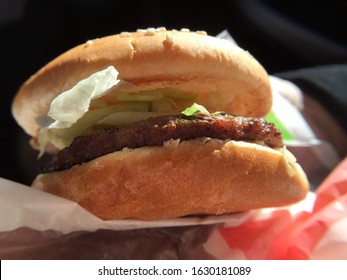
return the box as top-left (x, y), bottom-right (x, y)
top-left (117, 91), bottom-right (164, 102)
top-left (181, 103), bottom-right (210, 116)
top-left (116, 89), bottom-right (197, 102)
top-left (47, 66), bottom-right (120, 129)
top-left (151, 98), bottom-right (178, 112)
top-left (37, 66), bottom-right (201, 154)
top-left (97, 111), bottom-right (164, 127)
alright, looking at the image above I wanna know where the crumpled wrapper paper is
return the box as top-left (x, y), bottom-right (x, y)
top-left (0, 176), bottom-right (253, 259)
top-left (1, 158), bottom-right (347, 259)
top-left (208, 158), bottom-right (347, 259)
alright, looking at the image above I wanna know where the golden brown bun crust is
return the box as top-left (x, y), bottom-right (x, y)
top-left (32, 139), bottom-right (309, 220)
top-left (12, 28), bottom-right (271, 137)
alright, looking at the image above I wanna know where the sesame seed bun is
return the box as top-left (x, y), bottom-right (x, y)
top-left (12, 28), bottom-right (271, 137)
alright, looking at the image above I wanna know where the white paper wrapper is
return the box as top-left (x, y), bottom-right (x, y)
top-left (0, 177), bottom-right (253, 234)
top-left (1, 157), bottom-right (347, 260)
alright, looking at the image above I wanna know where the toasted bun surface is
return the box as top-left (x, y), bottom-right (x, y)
top-left (32, 139), bottom-right (309, 220)
top-left (12, 28), bottom-right (271, 137)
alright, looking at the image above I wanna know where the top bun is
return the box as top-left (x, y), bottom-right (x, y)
top-left (12, 28), bottom-right (272, 137)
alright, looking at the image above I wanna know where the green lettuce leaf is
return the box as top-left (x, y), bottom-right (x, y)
top-left (181, 103), bottom-right (210, 116)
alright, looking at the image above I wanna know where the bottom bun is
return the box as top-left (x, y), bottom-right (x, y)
top-left (32, 138), bottom-right (309, 220)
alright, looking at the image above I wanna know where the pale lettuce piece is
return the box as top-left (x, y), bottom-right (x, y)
top-left (47, 66), bottom-right (120, 129)
top-left (97, 111), bottom-right (164, 127)
top-left (117, 91), bottom-right (164, 102)
top-left (181, 103), bottom-right (210, 116)
top-left (96, 97), bottom-right (182, 129)
top-left (116, 89), bottom-right (197, 102)
top-left (151, 97), bottom-right (178, 112)
top-left (37, 129), bottom-right (52, 158)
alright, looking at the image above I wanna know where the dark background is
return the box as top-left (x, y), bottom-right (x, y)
top-left (1, 0), bottom-right (347, 185)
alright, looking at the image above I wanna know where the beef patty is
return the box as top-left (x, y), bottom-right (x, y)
top-left (42, 113), bottom-right (283, 173)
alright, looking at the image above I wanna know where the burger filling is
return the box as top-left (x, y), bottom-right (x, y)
top-left (41, 112), bottom-right (283, 173)
top-left (36, 66), bottom-right (198, 154)
top-left (36, 66), bottom-right (283, 173)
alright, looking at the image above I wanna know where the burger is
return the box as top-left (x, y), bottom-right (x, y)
top-left (12, 27), bottom-right (309, 220)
